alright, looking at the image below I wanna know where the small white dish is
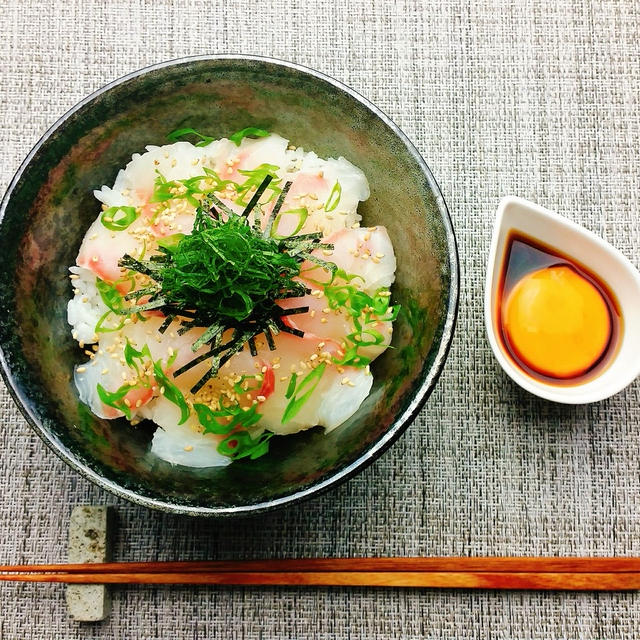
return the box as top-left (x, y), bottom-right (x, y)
top-left (485, 196), bottom-right (640, 404)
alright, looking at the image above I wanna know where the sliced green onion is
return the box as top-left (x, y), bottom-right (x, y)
top-left (217, 430), bottom-right (273, 460)
top-left (234, 163), bottom-right (282, 206)
top-left (96, 383), bottom-right (132, 420)
top-left (152, 360), bottom-right (190, 424)
top-left (167, 128), bottom-right (215, 147)
top-left (324, 181), bottom-right (342, 212)
top-left (229, 127), bottom-right (270, 146)
top-left (157, 233), bottom-right (186, 254)
top-left (100, 206), bottom-right (139, 231)
top-left (95, 278), bottom-right (125, 313)
top-left (281, 363), bottom-right (326, 424)
top-left (123, 340), bottom-right (152, 373)
top-left (193, 403), bottom-right (234, 435)
top-left (271, 207), bottom-right (308, 239)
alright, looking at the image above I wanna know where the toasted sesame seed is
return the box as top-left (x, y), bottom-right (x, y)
top-left (310, 310), bottom-right (316, 318)
top-left (160, 386), bottom-right (165, 395)
top-left (310, 354), bottom-right (318, 361)
top-left (101, 368), bottom-right (109, 375)
top-left (184, 445), bottom-right (194, 452)
top-left (135, 399), bottom-right (143, 408)
top-left (363, 232), bottom-right (371, 241)
top-left (76, 366), bottom-right (87, 373)
top-left (272, 363), bottom-right (280, 369)
top-left (280, 376), bottom-right (288, 382)
top-left (320, 317), bottom-right (328, 324)
top-left (376, 252), bottom-right (385, 259)
top-left (372, 257), bottom-right (381, 264)
top-left (337, 366), bottom-right (345, 374)
top-left (257, 395), bottom-right (266, 402)
top-left (347, 380), bottom-right (356, 387)
top-left (341, 377), bottom-right (350, 385)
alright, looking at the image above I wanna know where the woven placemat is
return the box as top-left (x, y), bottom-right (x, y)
top-left (1, 0), bottom-right (639, 638)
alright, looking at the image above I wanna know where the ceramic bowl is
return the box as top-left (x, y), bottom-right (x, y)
top-left (485, 196), bottom-right (640, 404)
top-left (0, 55), bottom-right (458, 515)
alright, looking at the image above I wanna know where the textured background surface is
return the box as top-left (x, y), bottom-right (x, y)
top-left (1, 1), bottom-right (639, 638)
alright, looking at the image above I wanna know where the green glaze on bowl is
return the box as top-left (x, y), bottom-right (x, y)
top-left (0, 56), bottom-right (458, 516)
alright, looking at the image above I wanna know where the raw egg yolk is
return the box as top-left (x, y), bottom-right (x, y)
top-left (502, 265), bottom-right (611, 378)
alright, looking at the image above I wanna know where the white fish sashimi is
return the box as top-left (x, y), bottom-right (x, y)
top-left (67, 267), bottom-right (107, 344)
top-left (143, 398), bottom-right (231, 468)
top-left (216, 332), bottom-right (373, 435)
top-left (307, 226), bottom-right (397, 294)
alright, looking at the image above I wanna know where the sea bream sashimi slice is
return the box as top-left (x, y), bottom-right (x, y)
top-left (263, 154), bottom-right (369, 238)
top-left (208, 332), bottom-right (373, 436)
top-left (144, 396), bottom-right (231, 468)
top-left (277, 287), bottom-right (392, 364)
top-left (72, 316), bottom-right (212, 421)
top-left (302, 225), bottom-right (397, 295)
top-left (78, 142), bottom-right (225, 283)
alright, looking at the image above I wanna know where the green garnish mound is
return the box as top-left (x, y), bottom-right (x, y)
top-left (160, 214), bottom-right (302, 323)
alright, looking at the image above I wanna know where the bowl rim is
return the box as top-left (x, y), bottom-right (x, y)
top-left (0, 54), bottom-right (459, 516)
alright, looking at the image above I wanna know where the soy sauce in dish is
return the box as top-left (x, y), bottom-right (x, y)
top-left (497, 233), bottom-right (622, 385)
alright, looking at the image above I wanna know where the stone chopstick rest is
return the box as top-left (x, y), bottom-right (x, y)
top-left (66, 505), bottom-right (114, 622)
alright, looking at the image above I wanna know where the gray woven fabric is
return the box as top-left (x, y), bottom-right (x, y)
top-left (1, 0), bottom-right (639, 637)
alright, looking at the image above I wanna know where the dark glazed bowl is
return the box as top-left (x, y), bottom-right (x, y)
top-left (0, 56), bottom-right (458, 515)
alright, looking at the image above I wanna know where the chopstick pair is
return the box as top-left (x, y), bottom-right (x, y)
top-left (1, 558), bottom-right (640, 590)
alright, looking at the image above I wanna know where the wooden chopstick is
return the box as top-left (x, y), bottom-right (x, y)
top-left (0, 558), bottom-right (639, 590)
top-left (2, 557), bottom-right (640, 574)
